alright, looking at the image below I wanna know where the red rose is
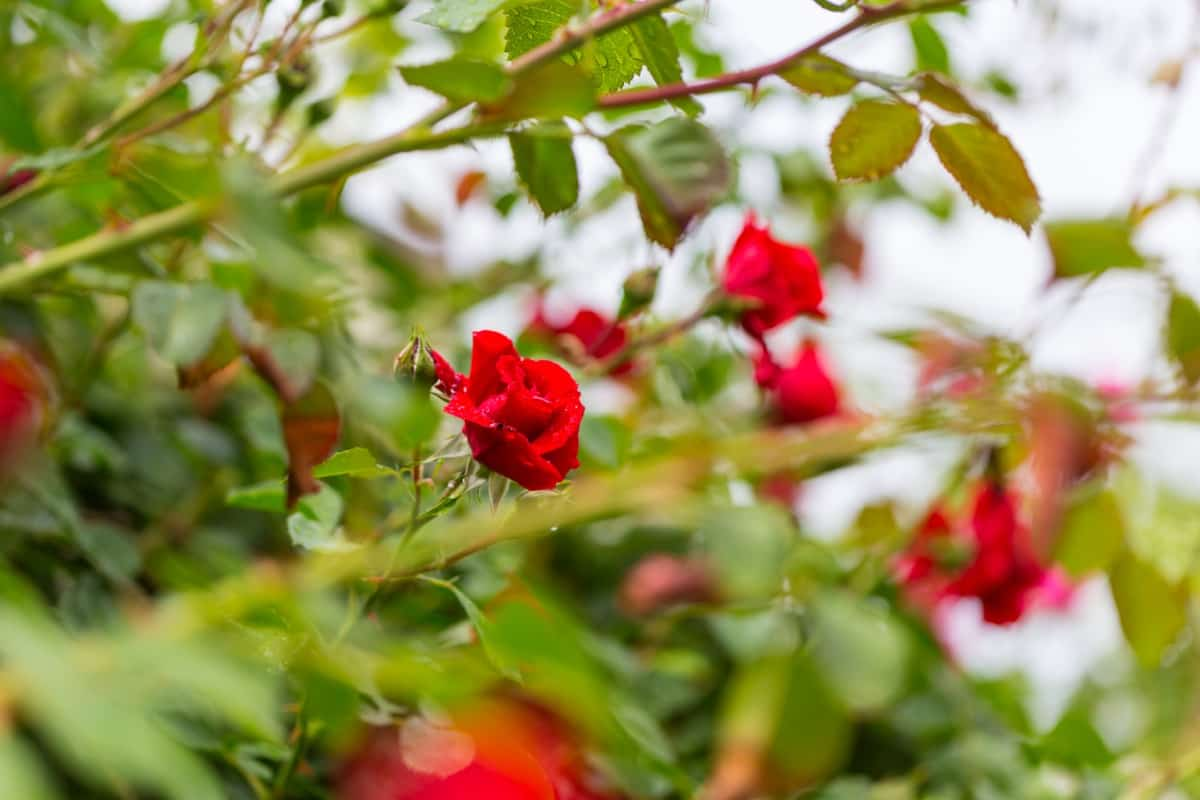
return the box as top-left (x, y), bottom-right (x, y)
top-left (528, 306), bottom-right (627, 365)
top-left (440, 331), bottom-right (584, 491)
top-left (337, 697), bottom-right (623, 800)
top-left (721, 213), bottom-right (825, 339)
top-left (896, 483), bottom-right (1073, 626)
top-left (753, 343), bottom-right (840, 425)
top-left (0, 344), bottom-right (46, 469)
top-left (619, 553), bottom-right (718, 616)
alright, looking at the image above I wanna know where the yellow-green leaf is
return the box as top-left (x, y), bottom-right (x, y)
top-left (1109, 551), bottom-right (1188, 666)
top-left (829, 100), bottom-right (922, 182)
top-left (1167, 289), bottom-right (1200, 385)
top-left (1045, 218), bottom-right (1145, 279)
top-left (929, 122), bottom-right (1042, 232)
top-left (1053, 485), bottom-right (1125, 577)
top-left (781, 54), bottom-right (859, 97)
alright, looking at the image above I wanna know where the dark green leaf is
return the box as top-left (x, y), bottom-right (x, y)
top-left (509, 122), bottom-right (579, 216)
top-left (629, 14), bottom-right (701, 115)
top-left (1044, 218), bottom-right (1144, 279)
top-left (606, 118), bottom-right (732, 250)
top-left (781, 54), bottom-right (859, 97)
top-left (829, 100), bottom-right (922, 182)
top-left (505, 0), bottom-right (643, 93)
top-left (399, 58), bottom-right (512, 103)
top-left (0, 82), bottom-right (40, 152)
top-left (929, 122), bottom-right (1042, 232)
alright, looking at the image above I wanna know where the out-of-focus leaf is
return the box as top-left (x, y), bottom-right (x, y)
top-left (488, 62), bottom-right (596, 120)
top-left (629, 14), bottom-right (701, 115)
top-left (0, 82), bottom-right (40, 152)
top-left (262, 328), bottom-right (320, 399)
top-left (226, 480), bottom-right (286, 513)
top-left (0, 732), bottom-right (58, 800)
top-left (606, 118), bottom-right (732, 250)
top-left (421, 576), bottom-right (523, 682)
top-left (909, 15), bottom-right (951, 74)
top-left (1053, 485), bottom-right (1124, 577)
top-left (1109, 550), bottom-right (1187, 666)
top-left (131, 281), bottom-right (229, 367)
top-left (829, 100), bottom-right (922, 182)
top-left (1166, 289), bottom-right (1200, 384)
top-left (781, 54), bottom-right (859, 97)
top-left (505, 0), bottom-right (643, 93)
top-left (510, 121), bottom-right (579, 216)
top-left (399, 58), bottom-right (512, 103)
top-left (700, 505), bottom-right (793, 601)
top-left (313, 447), bottom-right (395, 479)
top-left (351, 375), bottom-right (439, 452)
top-left (929, 122), bottom-right (1041, 232)
top-left (282, 381), bottom-right (341, 507)
top-left (916, 73), bottom-right (993, 126)
top-left (1038, 689), bottom-right (1114, 767)
top-left (1116, 465), bottom-right (1200, 582)
top-left (418, 0), bottom-right (507, 32)
top-left (808, 591), bottom-right (911, 715)
top-left (76, 522), bottom-right (141, 585)
top-left (718, 651), bottom-right (851, 795)
top-left (578, 414), bottom-right (631, 469)
top-left (287, 482), bottom-right (348, 551)
top-left (1045, 218), bottom-right (1144, 279)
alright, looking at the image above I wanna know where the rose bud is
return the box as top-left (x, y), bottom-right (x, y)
top-left (394, 330), bottom-right (440, 392)
top-left (441, 331), bottom-right (584, 491)
top-left (0, 343), bottom-right (48, 473)
top-left (619, 553), bottom-right (718, 616)
top-left (617, 267), bottom-right (659, 320)
top-left (753, 343), bottom-right (840, 425)
top-left (721, 213), bottom-right (825, 341)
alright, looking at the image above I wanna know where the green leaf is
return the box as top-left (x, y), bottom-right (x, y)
top-left (131, 282), bottom-right (229, 367)
top-left (829, 100), bottom-right (922, 182)
top-left (629, 14), bottom-right (701, 115)
top-left (1168, 289), bottom-right (1200, 384)
top-left (509, 122), bottom-right (579, 216)
top-left (0, 82), bottom-right (40, 152)
top-left (418, 0), bottom-right (508, 32)
top-left (780, 54), bottom-right (859, 97)
top-left (313, 447), bottom-right (394, 479)
top-left (262, 328), bottom-right (320, 398)
top-left (606, 118), bottom-right (732, 250)
top-left (929, 122), bottom-right (1042, 232)
top-left (1109, 551), bottom-right (1188, 666)
top-left (505, 0), bottom-right (644, 93)
top-left (226, 480), bottom-right (286, 513)
top-left (420, 576), bottom-right (523, 682)
top-left (916, 73), bottom-right (993, 126)
top-left (0, 732), bottom-right (58, 800)
top-left (76, 522), bottom-right (141, 585)
top-left (490, 61), bottom-right (596, 120)
top-left (909, 15), bottom-right (951, 74)
top-left (1045, 218), bottom-right (1144, 279)
top-left (286, 483), bottom-right (349, 551)
top-left (808, 591), bottom-right (911, 715)
top-left (1053, 486), bottom-right (1125, 578)
top-left (399, 58), bottom-right (513, 103)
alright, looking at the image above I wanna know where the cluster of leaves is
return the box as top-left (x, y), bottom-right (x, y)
top-left (2, 0), bottom-right (1200, 799)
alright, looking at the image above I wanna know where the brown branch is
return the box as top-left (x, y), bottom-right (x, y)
top-left (599, 0), bottom-right (966, 109)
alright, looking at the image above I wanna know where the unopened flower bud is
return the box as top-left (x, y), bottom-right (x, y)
top-left (393, 331), bottom-right (438, 392)
top-left (618, 266), bottom-right (659, 320)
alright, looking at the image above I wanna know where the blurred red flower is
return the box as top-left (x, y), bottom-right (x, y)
top-left (0, 344), bottom-right (46, 470)
top-left (527, 306), bottom-right (628, 368)
top-left (753, 342), bottom-right (840, 425)
top-left (439, 331), bottom-right (584, 491)
top-left (721, 213), bottom-right (825, 340)
top-left (338, 698), bottom-right (622, 800)
top-left (897, 483), bottom-right (1073, 626)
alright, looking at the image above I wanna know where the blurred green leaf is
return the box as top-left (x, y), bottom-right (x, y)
top-left (422, 576), bottom-right (523, 682)
top-left (287, 482), bottom-right (348, 551)
top-left (131, 281), bottom-right (229, 367)
top-left (418, 0), bottom-right (507, 32)
top-left (1109, 550), bottom-right (1188, 666)
top-left (0, 732), bottom-right (58, 800)
top-left (781, 54), bottom-right (860, 97)
top-left (830, 100), bottom-right (922, 182)
top-left (929, 122), bottom-right (1041, 232)
top-left (510, 121), bottom-right (579, 216)
top-left (1167, 289), bottom-right (1200, 384)
top-left (809, 591), bottom-right (912, 715)
top-left (1045, 218), bottom-right (1144, 279)
top-left (606, 117), bottom-right (732, 250)
top-left (491, 61), bottom-right (596, 119)
top-left (1053, 485), bottom-right (1125, 577)
top-left (399, 58), bottom-right (513, 103)
top-left (909, 16), bottom-right (951, 74)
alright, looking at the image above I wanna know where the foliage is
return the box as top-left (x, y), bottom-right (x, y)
top-left (0, 0), bottom-right (1198, 798)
